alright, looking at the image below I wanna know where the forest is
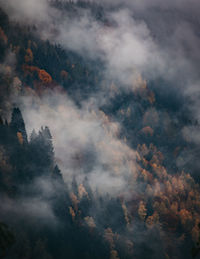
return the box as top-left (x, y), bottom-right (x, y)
top-left (1, 1), bottom-right (200, 258)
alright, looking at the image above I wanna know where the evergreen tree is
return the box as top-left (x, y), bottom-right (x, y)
top-left (30, 129), bottom-right (37, 142)
top-left (0, 222), bottom-right (15, 258)
top-left (40, 126), bottom-right (54, 158)
top-left (39, 126), bottom-right (54, 169)
top-left (29, 126), bottom-right (54, 175)
top-left (52, 164), bottom-right (63, 182)
top-left (32, 239), bottom-right (53, 259)
top-left (10, 108), bottom-right (27, 143)
top-left (0, 115), bottom-right (3, 125)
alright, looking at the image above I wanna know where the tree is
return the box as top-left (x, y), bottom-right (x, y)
top-left (52, 164), bottom-right (63, 182)
top-left (32, 239), bottom-right (52, 259)
top-left (38, 69), bottom-right (52, 84)
top-left (191, 223), bottom-right (200, 258)
top-left (40, 126), bottom-right (54, 162)
top-left (0, 222), bottom-right (15, 258)
top-left (30, 129), bottom-right (37, 142)
top-left (10, 108), bottom-right (27, 143)
top-left (24, 48), bottom-right (33, 63)
top-left (29, 126), bottom-right (54, 175)
top-left (0, 115), bottom-right (3, 125)
top-left (138, 201), bottom-right (147, 221)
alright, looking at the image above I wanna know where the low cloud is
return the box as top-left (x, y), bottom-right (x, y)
top-left (1, 0), bottom-right (200, 95)
top-left (18, 91), bottom-right (136, 196)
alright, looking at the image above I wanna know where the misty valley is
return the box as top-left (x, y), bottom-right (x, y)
top-left (0, 1), bottom-right (200, 259)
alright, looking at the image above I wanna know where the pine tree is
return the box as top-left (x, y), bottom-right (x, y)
top-left (52, 164), bottom-right (63, 181)
top-left (30, 129), bottom-right (37, 142)
top-left (40, 126), bottom-right (54, 163)
top-left (32, 239), bottom-right (52, 259)
top-left (0, 115), bottom-right (3, 125)
top-left (10, 108), bottom-right (27, 143)
top-left (0, 222), bottom-right (15, 258)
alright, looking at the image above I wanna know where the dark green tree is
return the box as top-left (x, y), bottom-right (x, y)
top-left (0, 222), bottom-right (15, 258)
top-left (10, 108), bottom-right (27, 143)
top-left (52, 164), bottom-right (63, 182)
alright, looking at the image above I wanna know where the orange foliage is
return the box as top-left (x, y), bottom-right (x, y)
top-left (179, 209), bottom-right (193, 228)
top-left (150, 151), bottom-right (164, 166)
top-left (0, 27), bottom-right (7, 44)
top-left (23, 65), bottom-right (52, 84)
top-left (70, 192), bottom-right (79, 211)
top-left (121, 202), bottom-right (130, 226)
top-left (17, 132), bottom-right (23, 145)
top-left (84, 216), bottom-right (96, 229)
top-left (122, 137), bottom-right (200, 248)
top-left (69, 206), bottom-right (75, 221)
top-left (148, 90), bottom-right (155, 104)
top-left (141, 157), bottom-right (148, 168)
top-left (38, 69), bottom-right (52, 84)
top-left (22, 64), bottom-right (39, 75)
top-left (78, 184), bottom-right (88, 199)
top-left (140, 126), bottom-right (154, 137)
top-left (146, 212), bottom-right (159, 228)
top-left (60, 70), bottom-right (68, 79)
top-left (170, 201), bottom-right (178, 214)
top-left (133, 75), bottom-right (156, 104)
top-left (165, 180), bottom-right (173, 194)
top-left (151, 164), bottom-right (167, 180)
top-left (110, 250), bottom-right (120, 259)
top-left (140, 168), bottom-right (153, 182)
top-left (138, 201), bottom-right (147, 221)
top-left (104, 228), bottom-right (115, 249)
top-left (137, 143), bottom-right (149, 156)
top-left (25, 48), bottom-right (33, 63)
top-left (133, 74), bottom-right (147, 90)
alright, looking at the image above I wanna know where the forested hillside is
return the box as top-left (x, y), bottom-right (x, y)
top-left (0, 1), bottom-right (200, 258)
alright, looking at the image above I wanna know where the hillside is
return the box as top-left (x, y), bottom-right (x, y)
top-left (0, 1), bottom-right (200, 258)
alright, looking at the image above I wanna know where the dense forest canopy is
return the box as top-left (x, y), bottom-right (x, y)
top-left (0, 0), bottom-right (200, 258)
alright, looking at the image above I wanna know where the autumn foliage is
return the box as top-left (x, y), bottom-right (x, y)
top-left (60, 70), bottom-right (68, 79)
top-left (24, 48), bottom-right (33, 63)
top-left (0, 26), bottom-right (7, 44)
top-left (23, 65), bottom-right (52, 84)
top-left (17, 132), bottom-right (23, 145)
top-left (140, 126), bottom-right (154, 137)
top-left (38, 69), bottom-right (52, 84)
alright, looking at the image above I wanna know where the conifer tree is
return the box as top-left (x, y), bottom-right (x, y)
top-left (52, 164), bottom-right (63, 181)
top-left (30, 129), bottom-right (37, 142)
top-left (10, 108), bottom-right (27, 143)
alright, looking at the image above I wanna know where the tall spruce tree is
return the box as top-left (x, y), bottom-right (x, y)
top-left (10, 108), bottom-right (27, 143)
